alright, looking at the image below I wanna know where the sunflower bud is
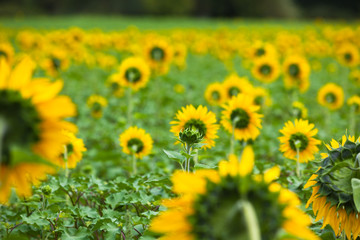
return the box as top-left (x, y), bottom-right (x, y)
top-left (179, 127), bottom-right (204, 145)
top-left (41, 185), bottom-right (52, 197)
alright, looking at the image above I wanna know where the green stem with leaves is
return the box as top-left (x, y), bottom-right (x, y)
top-left (185, 143), bottom-right (192, 172)
top-left (132, 154), bottom-right (137, 175)
top-left (63, 145), bottom-right (69, 179)
top-left (230, 118), bottom-right (237, 156)
top-left (295, 140), bottom-right (301, 177)
top-left (127, 87), bottom-right (133, 127)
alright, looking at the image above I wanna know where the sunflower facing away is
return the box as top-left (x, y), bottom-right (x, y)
top-left (221, 94), bottom-right (263, 141)
top-left (283, 55), bottom-right (311, 92)
top-left (305, 135), bottom-right (360, 239)
top-left (114, 57), bottom-right (150, 91)
top-left (317, 83), bottom-right (344, 110)
top-left (0, 57), bottom-right (78, 203)
top-left (119, 126), bottom-right (153, 159)
top-left (170, 105), bottom-right (219, 149)
top-left (279, 119), bottom-right (320, 163)
top-left (87, 95), bottom-right (108, 119)
top-left (204, 82), bottom-right (226, 106)
top-left (150, 146), bottom-right (319, 240)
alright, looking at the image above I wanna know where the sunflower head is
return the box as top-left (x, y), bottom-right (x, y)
top-left (292, 101), bottom-right (308, 119)
top-left (87, 95), bottom-right (108, 118)
top-left (170, 105), bottom-right (219, 149)
top-left (348, 95), bottom-right (360, 113)
top-left (222, 74), bottom-right (253, 101)
top-left (283, 55), bottom-right (310, 92)
top-left (179, 127), bottom-right (204, 145)
top-left (305, 135), bottom-right (360, 238)
top-left (204, 82), bottom-right (226, 106)
top-left (337, 43), bottom-right (359, 67)
top-left (119, 126), bottom-right (153, 159)
top-left (144, 38), bottom-right (173, 75)
top-left (150, 147), bottom-right (319, 240)
top-left (117, 57), bottom-right (150, 91)
top-left (279, 119), bottom-right (320, 163)
top-left (252, 56), bottom-right (280, 83)
top-left (317, 83), bottom-right (344, 111)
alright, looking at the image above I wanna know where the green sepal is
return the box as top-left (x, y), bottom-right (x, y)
top-left (344, 140), bottom-right (356, 153)
top-left (355, 144), bottom-right (360, 154)
top-left (341, 148), bottom-right (353, 160)
top-left (318, 184), bottom-right (332, 196)
top-left (351, 178), bottom-right (360, 212)
top-left (338, 192), bottom-right (352, 205)
top-left (329, 150), bottom-right (341, 161)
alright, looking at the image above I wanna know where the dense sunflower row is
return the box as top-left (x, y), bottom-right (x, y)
top-left (1, 22), bottom-right (360, 240)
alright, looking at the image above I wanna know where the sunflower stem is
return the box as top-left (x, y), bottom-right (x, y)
top-left (127, 87), bottom-right (133, 127)
top-left (185, 143), bottom-right (192, 172)
top-left (0, 117), bottom-right (7, 167)
top-left (63, 145), bottom-right (69, 179)
top-left (241, 200), bottom-right (261, 240)
top-left (132, 154), bottom-right (137, 175)
top-left (295, 142), bottom-right (301, 178)
top-left (230, 118), bottom-right (237, 156)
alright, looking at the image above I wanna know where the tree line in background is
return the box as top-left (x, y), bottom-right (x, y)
top-left (0, 0), bottom-right (359, 19)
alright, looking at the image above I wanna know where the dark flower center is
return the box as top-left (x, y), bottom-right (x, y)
top-left (228, 87), bottom-right (240, 97)
top-left (91, 102), bottom-right (103, 112)
top-left (0, 90), bottom-right (41, 165)
top-left (52, 57), bottom-right (61, 70)
top-left (260, 64), bottom-right (272, 76)
top-left (344, 53), bottom-right (353, 62)
top-left (184, 119), bottom-right (207, 138)
top-left (256, 48), bottom-right (265, 57)
top-left (289, 133), bottom-right (309, 151)
top-left (288, 63), bottom-right (300, 77)
top-left (325, 93), bottom-right (336, 103)
top-left (230, 108), bottom-right (250, 129)
top-left (127, 138), bottom-right (144, 154)
top-left (0, 51), bottom-right (8, 59)
top-left (151, 47), bottom-right (165, 61)
top-left (211, 91), bottom-right (220, 101)
top-left (125, 67), bottom-right (141, 83)
top-left (111, 82), bottom-right (120, 92)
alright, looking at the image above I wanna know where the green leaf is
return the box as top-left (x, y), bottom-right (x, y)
top-left (163, 149), bottom-right (185, 162)
top-left (62, 227), bottom-right (91, 240)
top-left (351, 178), bottom-right (360, 212)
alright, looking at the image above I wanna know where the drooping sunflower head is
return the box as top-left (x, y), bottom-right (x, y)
top-left (305, 135), bottom-right (360, 239)
top-left (222, 73), bottom-right (253, 101)
top-left (292, 101), bottom-right (308, 119)
top-left (150, 147), bottom-right (319, 240)
top-left (283, 55), bottom-right (311, 92)
top-left (317, 83), bottom-right (344, 111)
top-left (221, 94), bottom-right (262, 141)
top-left (170, 105), bottom-right (219, 149)
top-left (348, 95), bottom-right (360, 113)
top-left (119, 126), bottom-right (153, 159)
top-left (116, 57), bottom-right (150, 91)
top-left (279, 119), bottom-right (320, 163)
top-left (336, 43), bottom-right (359, 67)
top-left (0, 57), bottom-right (77, 203)
top-left (87, 95), bottom-right (108, 119)
top-left (252, 56), bottom-right (280, 83)
top-left (204, 82), bottom-right (226, 106)
top-left (144, 38), bottom-right (173, 74)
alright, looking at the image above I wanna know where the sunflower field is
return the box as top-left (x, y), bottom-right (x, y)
top-left (1, 17), bottom-right (360, 240)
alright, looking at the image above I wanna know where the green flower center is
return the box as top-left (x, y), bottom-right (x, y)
top-left (289, 133), bottom-right (309, 151)
top-left (344, 53), bottom-right (353, 62)
top-left (256, 48), bottom-right (265, 57)
top-left (211, 91), bottom-right (220, 101)
top-left (228, 87), bottom-right (240, 97)
top-left (260, 64), bottom-right (272, 76)
top-left (0, 90), bottom-right (41, 165)
top-left (125, 67), bottom-right (141, 83)
top-left (91, 102), bottom-right (103, 112)
top-left (127, 138), bottom-right (144, 154)
top-left (0, 51), bottom-right (8, 59)
top-left (184, 119), bottom-right (207, 138)
top-left (325, 93), bottom-right (336, 103)
top-left (288, 63), bottom-right (300, 77)
top-left (190, 177), bottom-right (285, 240)
top-left (150, 47), bottom-right (165, 62)
top-left (230, 108), bottom-right (250, 129)
top-left (52, 57), bottom-right (61, 70)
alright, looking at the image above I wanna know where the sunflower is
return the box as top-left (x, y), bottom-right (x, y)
top-left (292, 101), bottom-right (308, 119)
top-left (349, 69), bottom-right (360, 86)
top-left (57, 130), bottom-right (87, 169)
top-left (113, 57), bottom-right (150, 91)
top-left (0, 56), bottom-right (77, 203)
top-left (173, 43), bottom-right (187, 70)
top-left (336, 43), bottom-right (359, 67)
top-left (250, 86), bottom-right (272, 107)
top-left (248, 41), bottom-right (278, 60)
top-left (150, 147), bottom-right (319, 240)
top-left (279, 119), bottom-right (320, 163)
top-left (305, 135), bottom-right (360, 239)
top-left (106, 76), bottom-right (124, 98)
top-left (317, 83), bottom-right (344, 110)
top-left (251, 56), bottom-right (280, 83)
top-left (348, 95), bottom-right (360, 113)
top-left (0, 42), bottom-right (14, 63)
top-left (170, 105), bottom-right (219, 149)
top-left (144, 38), bottom-right (173, 75)
top-left (221, 94), bottom-right (262, 141)
top-left (87, 95), bottom-right (108, 119)
top-left (41, 48), bottom-right (70, 77)
top-left (283, 55), bottom-right (311, 92)
top-left (119, 126), bottom-right (153, 159)
top-left (222, 73), bottom-right (253, 101)
top-left (204, 82), bottom-right (226, 106)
